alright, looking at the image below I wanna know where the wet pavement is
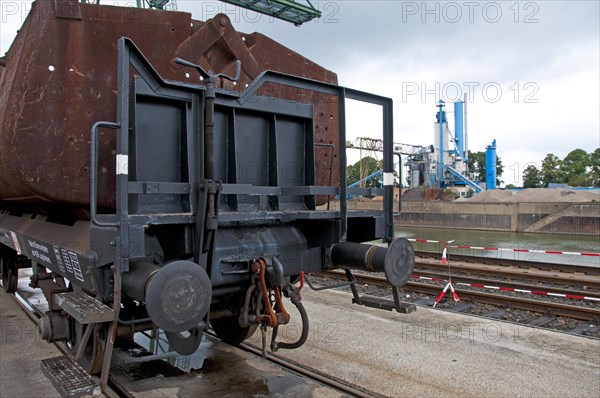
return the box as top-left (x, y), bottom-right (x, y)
top-left (110, 332), bottom-right (345, 397)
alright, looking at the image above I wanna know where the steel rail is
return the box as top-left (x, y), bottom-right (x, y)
top-left (203, 330), bottom-right (378, 398)
top-left (322, 271), bottom-right (600, 321)
top-left (406, 282), bottom-right (600, 321)
top-left (411, 268), bottom-right (600, 299)
top-left (239, 341), bottom-right (379, 398)
top-left (414, 259), bottom-right (600, 289)
top-left (415, 251), bottom-right (600, 276)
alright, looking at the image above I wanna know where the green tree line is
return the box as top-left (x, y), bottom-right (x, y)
top-left (522, 148), bottom-right (600, 188)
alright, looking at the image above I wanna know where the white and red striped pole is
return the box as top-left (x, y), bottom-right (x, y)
top-left (433, 242), bottom-right (459, 307)
top-left (449, 282), bottom-right (460, 301)
top-left (433, 283), bottom-right (450, 307)
top-left (432, 281), bottom-right (460, 307)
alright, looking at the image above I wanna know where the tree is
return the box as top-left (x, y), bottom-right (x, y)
top-left (466, 152), bottom-right (485, 181)
top-left (466, 151), bottom-right (504, 186)
top-left (346, 157), bottom-right (381, 187)
top-left (541, 153), bottom-right (563, 187)
top-left (562, 149), bottom-right (591, 187)
top-left (522, 165), bottom-right (542, 188)
top-left (590, 148), bottom-right (600, 187)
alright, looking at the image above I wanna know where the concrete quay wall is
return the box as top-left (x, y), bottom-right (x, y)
top-left (393, 202), bottom-right (599, 235)
top-left (343, 200), bottom-right (599, 235)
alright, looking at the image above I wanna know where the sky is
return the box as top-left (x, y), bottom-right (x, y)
top-left (1, 0), bottom-right (599, 186)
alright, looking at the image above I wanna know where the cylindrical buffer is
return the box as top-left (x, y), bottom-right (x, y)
top-left (330, 238), bottom-right (415, 287)
top-left (122, 260), bottom-right (212, 333)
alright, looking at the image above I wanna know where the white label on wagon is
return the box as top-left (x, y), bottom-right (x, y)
top-left (383, 172), bottom-right (395, 186)
top-left (116, 154), bottom-right (128, 175)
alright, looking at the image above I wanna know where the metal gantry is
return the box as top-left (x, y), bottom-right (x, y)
top-left (80, 0), bottom-right (320, 24)
top-left (219, 0), bottom-right (321, 25)
top-left (347, 137), bottom-right (429, 187)
top-left (80, 0), bottom-right (178, 10)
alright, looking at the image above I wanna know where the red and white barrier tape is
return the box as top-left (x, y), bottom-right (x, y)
top-left (411, 274), bottom-right (600, 302)
top-left (408, 238), bottom-right (600, 257)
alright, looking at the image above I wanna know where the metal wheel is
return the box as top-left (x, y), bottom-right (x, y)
top-left (69, 322), bottom-right (107, 375)
top-left (211, 316), bottom-right (257, 345)
top-left (0, 246), bottom-right (18, 293)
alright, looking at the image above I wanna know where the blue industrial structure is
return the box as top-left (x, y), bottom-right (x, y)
top-left (453, 101), bottom-right (465, 161)
top-left (446, 166), bottom-right (483, 193)
top-left (437, 100), bottom-right (446, 188)
top-left (408, 96), bottom-right (494, 194)
top-left (348, 169), bottom-right (384, 189)
top-left (344, 169), bottom-right (384, 199)
top-left (485, 139), bottom-right (497, 190)
top-left (350, 96), bottom-right (494, 194)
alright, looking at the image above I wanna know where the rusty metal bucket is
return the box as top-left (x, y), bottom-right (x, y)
top-left (0, 0), bottom-right (339, 216)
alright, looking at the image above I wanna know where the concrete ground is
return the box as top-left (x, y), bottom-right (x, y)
top-left (248, 288), bottom-right (600, 398)
top-left (0, 289), bottom-right (61, 398)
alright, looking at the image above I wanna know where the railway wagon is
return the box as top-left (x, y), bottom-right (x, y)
top-left (0, 0), bottom-right (414, 388)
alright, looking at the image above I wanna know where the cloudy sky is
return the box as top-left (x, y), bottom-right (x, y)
top-left (2, 1), bottom-right (599, 186)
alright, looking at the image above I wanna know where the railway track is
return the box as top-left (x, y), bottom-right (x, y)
top-left (323, 270), bottom-right (600, 321)
top-left (416, 251), bottom-right (600, 276)
top-left (320, 250), bottom-right (600, 337)
top-left (415, 254), bottom-right (600, 289)
top-left (411, 269), bottom-right (600, 299)
top-left (232, 336), bottom-right (378, 398)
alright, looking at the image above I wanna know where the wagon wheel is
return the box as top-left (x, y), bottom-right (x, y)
top-left (69, 322), bottom-right (107, 375)
top-left (0, 246), bottom-right (18, 293)
top-left (211, 316), bottom-right (257, 345)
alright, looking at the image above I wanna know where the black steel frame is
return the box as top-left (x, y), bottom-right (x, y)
top-left (90, 37), bottom-right (397, 275)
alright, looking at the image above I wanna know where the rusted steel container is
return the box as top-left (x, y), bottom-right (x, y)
top-left (0, 0), bottom-right (339, 216)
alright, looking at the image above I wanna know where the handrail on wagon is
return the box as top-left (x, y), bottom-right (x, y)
top-left (91, 121), bottom-right (121, 227)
